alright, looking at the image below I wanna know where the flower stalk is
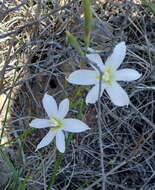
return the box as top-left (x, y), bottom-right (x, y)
top-left (47, 150), bottom-right (62, 190)
top-left (82, 0), bottom-right (92, 48)
top-left (66, 31), bottom-right (84, 56)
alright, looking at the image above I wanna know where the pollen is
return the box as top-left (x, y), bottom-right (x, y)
top-left (49, 117), bottom-right (64, 131)
top-left (95, 67), bottom-right (113, 86)
top-left (103, 67), bottom-right (112, 85)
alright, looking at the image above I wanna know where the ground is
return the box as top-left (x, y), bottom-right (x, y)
top-left (0, 0), bottom-right (155, 189)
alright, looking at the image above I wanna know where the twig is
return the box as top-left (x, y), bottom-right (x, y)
top-left (130, 102), bottom-right (155, 130)
top-left (6, 0), bottom-right (27, 13)
top-left (97, 72), bottom-right (106, 190)
top-left (0, 1), bottom-right (75, 39)
top-left (0, 39), bottom-right (14, 90)
top-left (86, 57), bottom-right (106, 190)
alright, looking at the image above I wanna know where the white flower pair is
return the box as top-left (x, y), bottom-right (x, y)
top-left (30, 42), bottom-right (141, 153)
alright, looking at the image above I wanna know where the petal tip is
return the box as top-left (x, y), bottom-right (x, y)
top-left (66, 74), bottom-right (76, 84)
top-left (29, 120), bottom-right (35, 128)
top-left (137, 73), bottom-right (142, 79)
top-left (120, 41), bottom-right (125, 45)
top-left (65, 98), bottom-right (69, 104)
top-left (58, 149), bottom-right (65, 153)
top-left (86, 100), bottom-right (91, 105)
top-left (35, 147), bottom-right (40, 152)
top-left (86, 92), bottom-right (98, 105)
top-left (29, 123), bottom-right (33, 128)
top-left (86, 126), bottom-right (91, 130)
top-left (42, 92), bottom-right (49, 103)
top-left (86, 99), bottom-right (97, 105)
top-left (85, 100), bottom-right (89, 105)
top-left (117, 99), bottom-right (130, 107)
top-left (118, 41), bottom-right (126, 47)
top-left (43, 92), bottom-right (53, 100)
top-left (43, 92), bottom-right (49, 98)
top-left (116, 41), bottom-right (126, 50)
top-left (66, 76), bottom-right (70, 82)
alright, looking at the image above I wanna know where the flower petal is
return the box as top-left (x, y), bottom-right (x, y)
top-left (36, 130), bottom-right (56, 151)
top-left (114, 69), bottom-right (142, 81)
top-left (63, 118), bottom-right (90, 132)
top-left (42, 93), bottom-right (58, 118)
top-left (86, 53), bottom-right (105, 71)
top-left (67, 70), bottom-right (97, 85)
top-left (106, 81), bottom-right (129, 106)
top-left (86, 84), bottom-right (105, 104)
top-left (56, 130), bottom-right (65, 153)
top-left (58, 98), bottom-right (69, 119)
top-left (105, 42), bottom-right (126, 71)
top-left (29, 119), bottom-right (51, 128)
top-left (87, 47), bottom-right (98, 53)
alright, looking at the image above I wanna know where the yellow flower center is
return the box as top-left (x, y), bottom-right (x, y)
top-left (96, 67), bottom-right (113, 86)
top-left (49, 116), bottom-right (64, 131)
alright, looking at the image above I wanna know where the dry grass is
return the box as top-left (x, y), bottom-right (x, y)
top-left (1, 0), bottom-right (155, 189)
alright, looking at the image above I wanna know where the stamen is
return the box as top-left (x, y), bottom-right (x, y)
top-left (95, 67), bottom-right (113, 86)
top-left (49, 117), bottom-right (64, 131)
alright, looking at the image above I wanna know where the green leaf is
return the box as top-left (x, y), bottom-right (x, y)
top-left (140, 0), bottom-right (155, 14)
top-left (66, 31), bottom-right (84, 56)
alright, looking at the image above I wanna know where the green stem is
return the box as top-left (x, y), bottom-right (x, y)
top-left (82, 0), bottom-right (92, 48)
top-left (66, 31), bottom-right (84, 56)
top-left (0, 69), bottom-right (16, 144)
top-left (47, 97), bottom-right (84, 189)
top-left (47, 133), bottom-right (74, 189)
top-left (47, 150), bottom-right (62, 190)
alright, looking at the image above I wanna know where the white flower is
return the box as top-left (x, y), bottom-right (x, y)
top-left (67, 42), bottom-right (141, 106)
top-left (29, 93), bottom-right (90, 153)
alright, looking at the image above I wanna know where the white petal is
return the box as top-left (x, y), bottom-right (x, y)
top-left (87, 47), bottom-right (96, 53)
top-left (86, 53), bottom-right (105, 71)
top-left (36, 131), bottom-right (56, 151)
top-left (58, 98), bottom-right (69, 119)
top-left (105, 42), bottom-right (126, 71)
top-left (67, 70), bottom-right (97, 85)
top-left (114, 69), bottom-right (142, 81)
top-left (63, 119), bottom-right (90, 132)
top-left (42, 93), bottom-right (58, 118)
top-left (56, 130), bottom-right (65, 153)
top-left (106, 81), bottom-right (129, 106)
top-left (29, 119), bottom-right (51, 128)
top-left (86, 84), bottom-right (105, 104)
